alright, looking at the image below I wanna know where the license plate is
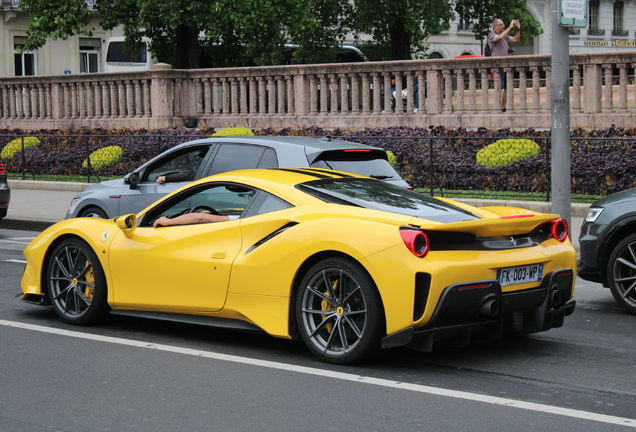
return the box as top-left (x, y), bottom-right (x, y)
top-left (497, 264), bottom-right (543, 286)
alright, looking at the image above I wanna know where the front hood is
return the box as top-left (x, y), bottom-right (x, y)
top-left (592, 187), bottom-right (636, 209)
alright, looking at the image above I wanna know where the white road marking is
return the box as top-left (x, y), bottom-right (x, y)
top-left (4, 259), bottom-right (26, 264)
top-left (1, 319), bottom-right (635, 429)
top-left (0, 238), bottom-right (35, 245)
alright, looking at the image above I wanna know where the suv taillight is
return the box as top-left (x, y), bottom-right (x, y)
top-left (0, 163), bottom-right (5, 174)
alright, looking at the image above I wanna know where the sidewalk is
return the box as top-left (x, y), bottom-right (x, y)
top-left (2, 180), bottom-right (586, 250)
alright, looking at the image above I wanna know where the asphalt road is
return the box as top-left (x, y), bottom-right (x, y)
top-left (1, 227), bottom-right (635, 432)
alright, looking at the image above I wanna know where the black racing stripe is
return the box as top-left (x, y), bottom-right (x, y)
top-left (301, 168), bottom-right (356, 178)
top-left (275, 168), bottom-right (340, 179)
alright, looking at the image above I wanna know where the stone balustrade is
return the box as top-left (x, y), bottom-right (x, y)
top-left (1, 51), bottom-right (636, 131)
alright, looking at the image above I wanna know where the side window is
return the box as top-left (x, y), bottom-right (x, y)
top-left (141, 183), bottom-right (255, 227)
top-left (208, 144), bottom-right (269, 175)
top-left (242, 191), bottom-right (292, 218)
top-left (145, 146), bottom-right (210, 182)
top-left (257, 148), bottom-right (278, 168)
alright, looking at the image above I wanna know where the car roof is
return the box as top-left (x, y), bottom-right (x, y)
top-left (175, 136), bottom-right (384, 153)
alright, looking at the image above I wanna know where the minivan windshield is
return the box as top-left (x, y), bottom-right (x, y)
top-left (297, 178), bottom-right (479, 223)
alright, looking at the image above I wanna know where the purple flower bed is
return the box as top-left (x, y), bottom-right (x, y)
top-left (1, 126), bottom-right (635, 197)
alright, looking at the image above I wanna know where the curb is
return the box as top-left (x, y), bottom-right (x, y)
top-left (8, 180), bottom-right (93, 192)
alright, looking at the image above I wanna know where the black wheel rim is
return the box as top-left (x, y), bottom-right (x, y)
top-left (48, 243), bottom-right (96, 319)
top-left (611, 241), bottom-right (636, 308)
top-left (300, 267), bottom-right (368, 357)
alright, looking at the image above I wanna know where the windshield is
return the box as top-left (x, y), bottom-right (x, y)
top-left (297, 178), bottom-right (479, 223)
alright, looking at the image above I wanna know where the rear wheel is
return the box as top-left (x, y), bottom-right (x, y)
top-left (607, 233), bottom-right (636, 315)
top-left (78, 206), bottom-right (107, 219)
top-left (296, 257), bottom-right (384, 364)
top-left (47, 238), bottom-right (110, 325)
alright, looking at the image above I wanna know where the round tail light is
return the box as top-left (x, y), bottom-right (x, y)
top-left (400, 228), bottom-right (430, 258)
top-left (550, 218), bottom-right (569, 242)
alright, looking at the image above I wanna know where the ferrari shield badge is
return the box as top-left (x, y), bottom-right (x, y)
top-left (101, 230), bottom-right (112, 242)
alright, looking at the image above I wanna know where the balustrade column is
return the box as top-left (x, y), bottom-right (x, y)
top-left (285, 76), bottom-right (294, 114)
top-left (118, 82), bottom-right (127, 117)
top-left (360, 73), bottom-right (370, 115)
top-left (102, 82), bottom-right (112, 118)
top-left (319, 75), bottom-right (328, 114)
top-left (1, 87), bottom-right (7, 118)
top-left (201, 79), bottom-right (210, 115)
top-left (479, 68), bottom-right (489, 111)
top-left (339, 74), bottom-right (349, 113)
top-left (9, 86), bottom-right (18, 118)
top-left (222, 78), bottom-right (231, 115)
top-left (427, 70), bottom-right (442, 114)
top-left (583, 63), bottom-right (602, 113)
top-left (109, 82), bottom-right (118, 116)
top-left (467, 69), bottom-right (477, 113)
top-left (267, 77), bottom-right (276, 115)
top-left (603, 64), bottom-right (613, 112)
top-left (492, 70), bottom-right (501, 111)
top-left (455, 70), bottom-right (465, 113)
top-left (350, 74), bottom-right (360, 114)
top-left (309, 75), bottom-right (318, 115)
top-left (78, 83), bottom-right (87, 118)
top-left (134, 81), bottom-right (143, 118)
top-left (248, 77), bottom-right (257, 114)
top-left (23, 85), bottom-right (31, 119)
top-left (530, 67), bottom-right (541, 111)
top-left (406, 73), bottom-right (414, 112)
top-left (443, 70), bottom-right (453, 113)
top-left (94, 82), bottom-right (103, 118)
top-left (416, 72), bottom-right (425, 114)
top-left (46, 84), bottom-right (53, 119)
top-left (231, 78), bottom-right (239, 115)
top-left (276, 77), bottom-right (285, 114)
top-left (571, 65), bottom-right (581, 112)
top-left (87, 83), bottom-right (95, 118)
top-left (29, 85), bottom-right (38, 118)
top-left (618, 63), bottom-right (628, 111)
top-left (504, 67), bottom-right (513, 111)
top-left (518, 68), bottom-right (527, 111)
top-left (240, 78), bottom-right (249, 114)
top-left (371, 73), bottom-right (381, 114)
top-left (257, 77), bottom-right (266, 114)
top-left (383, 74), bottom-right (392, 114)
top-left (212, 78), bottom-right (222, 115)
top-left (143, 80), bottom-right (151, 117)
top-left (69, 83), bottom-right (78, 118)
top-left (328, 74), bottom-right (338, 113)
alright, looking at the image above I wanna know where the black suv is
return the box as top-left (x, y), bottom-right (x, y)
top-left (578, 188), bottom-right (636, 314)
top-left (0, 162), bottom-right (9, 223)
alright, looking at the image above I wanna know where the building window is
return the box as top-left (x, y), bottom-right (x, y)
top-left (588, 0), bottom-right (605, 36)
top-left (79, 38), bottom-right (101, 73)
top-left (457, 18), bottom-right (472, 32)
top-left (613, 1), bottom-right (628, 36)
top-left (14, 36), bottom-right (36, 76)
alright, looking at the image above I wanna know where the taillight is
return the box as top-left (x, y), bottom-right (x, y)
top-left (550, 218), bottom-right (569, 242)
top-left (0, 163), bottom-right (5, 174)
top-left (400, 228), bottom-right (430, 258)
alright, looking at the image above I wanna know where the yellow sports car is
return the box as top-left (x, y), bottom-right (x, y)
top-left (21, 168), bottom-right (576, 364)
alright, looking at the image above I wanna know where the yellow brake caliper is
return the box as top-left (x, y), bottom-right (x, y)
top-left (84, 260), bottom-right (95, 301)
top-left (321, 279), bottom-right (339, 333)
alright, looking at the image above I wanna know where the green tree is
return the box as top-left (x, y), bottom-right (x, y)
top-left (351, 0), bottom-right (542, 60)
top-left (18, 0), bottom-right (352, 68)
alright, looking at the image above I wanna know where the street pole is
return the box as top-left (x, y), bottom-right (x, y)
top-left (551, 0), bottom-right (572, 226)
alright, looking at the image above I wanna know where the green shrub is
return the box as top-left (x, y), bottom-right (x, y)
top-left (1, 137), bottom-right (40, 159)
top-left (476, 139), bottom-right (540, 168)
top-left (211, 127), bottom-right (254, 137)
top-left (82, 145), bottom-right (123, 169)
top-left (386, 150), bottom-right (397, 167)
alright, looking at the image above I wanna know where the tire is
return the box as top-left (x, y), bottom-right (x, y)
top-left (607, 233), bottom-right (636, 315)
top-left (296, 257), bottom-right (384, 364)
top-left (47, 238), bottom-right (110, 325)
top-left (78, 206), bottom-right (108, 219)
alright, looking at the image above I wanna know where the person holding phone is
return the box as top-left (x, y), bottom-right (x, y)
top-left (487, 18), bottom-right (521, 112)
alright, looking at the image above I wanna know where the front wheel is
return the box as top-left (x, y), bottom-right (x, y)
top-left (607, 233), bottom-right (636, 315)
top-left (296, 257), bottom-right (384, 364)
top-left (47, 238), bottom-right (110, 325)
top-left (78, 206), bottom-right (108, 219)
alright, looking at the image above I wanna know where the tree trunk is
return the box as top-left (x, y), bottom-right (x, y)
top-left (175, 25), bottom-right (200, 69)
top-left (389, 19), bottom-right (412, 60)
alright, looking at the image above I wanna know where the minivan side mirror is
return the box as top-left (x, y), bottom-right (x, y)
top-left (124, 172), bottom-right (140, 190)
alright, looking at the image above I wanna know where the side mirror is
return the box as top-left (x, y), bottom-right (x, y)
top-left (124, 172), bottom-right (140, 190)
top-left (115, 214), bottom-right (137, 238)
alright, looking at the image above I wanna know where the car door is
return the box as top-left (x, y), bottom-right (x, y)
top-left (107, 183), bottom-right (254, 312)
top-left (201, 143), bottom-right (278, 176)
top-left (117, 145), bottom-right (213, 215)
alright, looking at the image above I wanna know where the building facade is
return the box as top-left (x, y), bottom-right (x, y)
top-left (1, 0), bottom-right (635, 76)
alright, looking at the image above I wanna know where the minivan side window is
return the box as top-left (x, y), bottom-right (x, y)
top-left (209, 144), bottom-right (278, 175)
